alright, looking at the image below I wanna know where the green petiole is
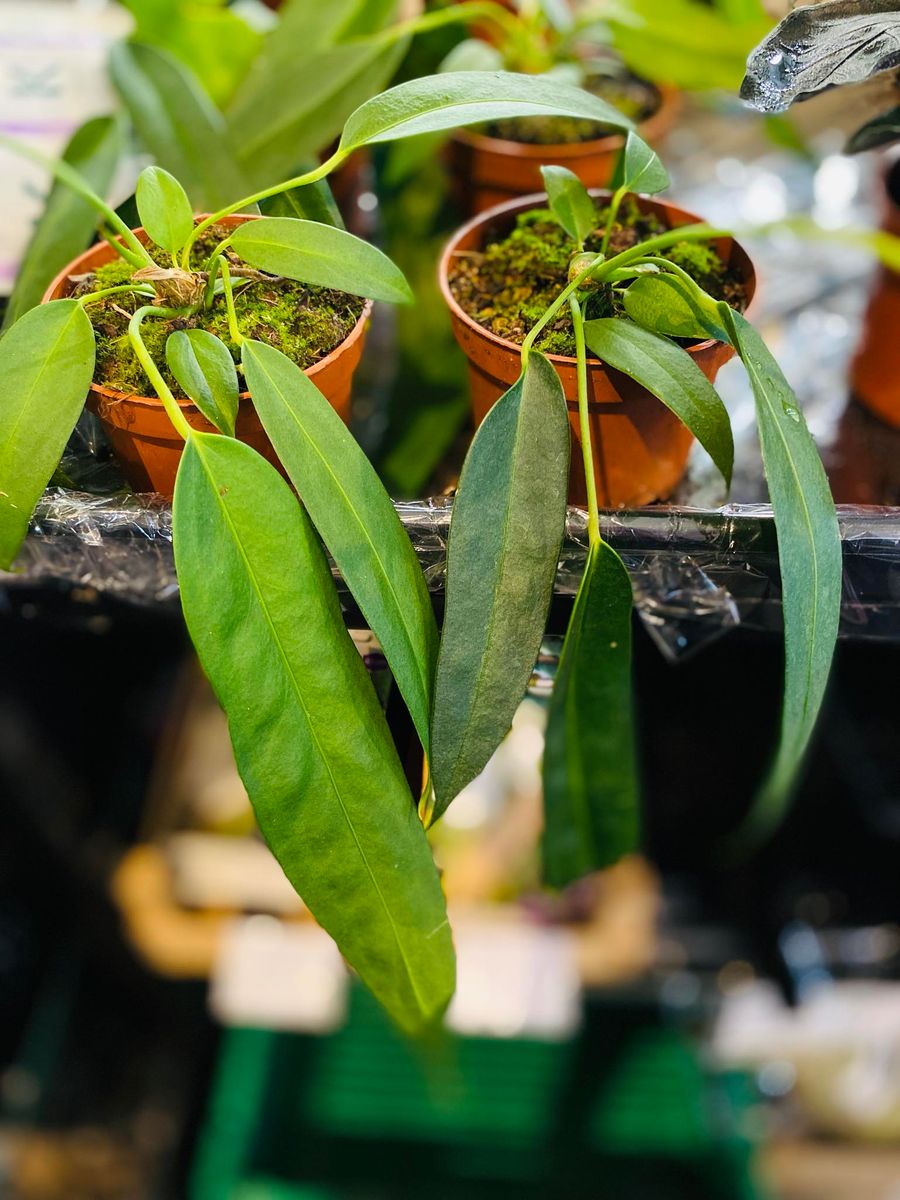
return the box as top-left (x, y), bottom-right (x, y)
top-left (128, 305), bottom-right (195, 442)
top-left (569, 294), bottom-right (600, 545)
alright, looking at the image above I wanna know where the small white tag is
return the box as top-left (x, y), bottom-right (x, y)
top-left (211, 916), bottom-right (348, 1034)
top-left (447, 915), bottom-right (582, 1040)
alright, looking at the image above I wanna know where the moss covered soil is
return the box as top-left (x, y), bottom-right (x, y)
top-left (75, 227), bottom-right (365, 397)
top-left (448, 198), bottom-right (747, 358)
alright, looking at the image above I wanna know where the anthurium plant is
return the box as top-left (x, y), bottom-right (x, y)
top-left (430, 139), bottom-right (842, 883)
top-left (0, 72), bottom-right (645, 1035)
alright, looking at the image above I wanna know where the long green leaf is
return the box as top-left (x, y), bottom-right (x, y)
top-left (583, 317), bottom-right (733, 487)
top-left (166, 329), bottom-right (239, 436)
top-left (136, 165), bottom-right (195, 254)
top-left (622, 272), bottom-right (729, 342)
top-left (3, 116), bottom-right (122, 331)
top-left (721, 309), bottom-right (841, 839)
top-left (173, 432), bottom-right (454, 1032)
top-left (0, 301), bottom-right (95, 569)
top-left (540, 166), bottom-right (598, 248)
top-left (543, 540), bottom-right (638, 888)
top-left (109, 42), bottom-right (248, 209)
top-left (339, 71), bottom-right (638, 150)
top-left (430, 352), bottom-right (570, 817)
top-left (241, 339), bottom-right (438, 756)
top-left (229, 217), bottom-right (412, 303)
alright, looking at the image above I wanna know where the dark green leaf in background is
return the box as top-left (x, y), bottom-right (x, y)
top-left (543, 539), bottom-right (638, 888)
top-left (3, 116), bottom-right (121, 330)
top-left (173, 433), bottom-right (454, 1033)
top-left (430, 353), bottom-right (570, 817)
top-left (0, 301), bottom-right (95, 569)
top-left (241, 339), bottom-right (438, 756)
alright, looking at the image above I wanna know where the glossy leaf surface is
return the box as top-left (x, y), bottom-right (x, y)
top-left (0, 301), bottom-right (95, 568)
top-left (543, 540), bottom-right (638, 888)
top-left (609, 130), bottom-right (670, 195)
top-left (173, 433), bottom-right (454, 1032)
top-left (431, 353), bottom-right (570, 817)
top-left (136, 165), bottom-right (195, 254)
top-left (241, 339), bottom-right (438, 755)
top-left (166, 329), bottom-right (239, 436)
top-left (540, 166), bottom-right (598, 247)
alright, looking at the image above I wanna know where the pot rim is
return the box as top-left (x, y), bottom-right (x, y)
top-left (438, 188), bottom-right (757, 365)
top-left (41, 212), bottom-right (373, 411)
top-left (448, 82), bottom-right (679, 160)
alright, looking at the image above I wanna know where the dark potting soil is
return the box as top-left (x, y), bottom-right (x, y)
top-left (74, 227), bottom-right (365, 398)
top-left (481, 72), bottom-right (659, 145)
top-left (448, 199), bottom-right (748, 358)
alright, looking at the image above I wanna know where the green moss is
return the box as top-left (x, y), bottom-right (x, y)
top-left (449, 198), bottom-right (746, 358)
top-left (79, 233), bottom-right (365, 397)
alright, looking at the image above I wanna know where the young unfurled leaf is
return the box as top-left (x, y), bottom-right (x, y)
top-left (583, 317), bottom-right (733, 487)
top-left (173, 432), bottom-right (454, 1033)
top-left (3, 116), bottom-right (122, 330)
top-left (720, 309), bottom-right (841, 842)
top-left (622, 271), bottom-right (729, 341)
top-left (241, 339), bottom-right (438, 756)
top-left (610, 130), bottom-right (670, 196)
top-left (543, 540), bottom-right (638, 888)
top-left (0, 301), bottom-right (95, 569)
top-left (136, 165), bottom-right (195, 254)
top-left (430, 352), bottom-right (570, 818)
top-left (230, 217), bottom-right (412, 303)
top-left (166, 329), bottom-right (239, 436)
top-left (540, 166), bottom-right (598, 249)
top-left (110, 42), bottom-right (248, 209)
top-left (339, 71), bottom-right (638, 150)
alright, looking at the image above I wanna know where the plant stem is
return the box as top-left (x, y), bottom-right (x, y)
top-left (521, 253), bottom-right (605, 360)
top-left (97, 225), bottom-right (152, 269)
top-left (78, 283), bottom-right (156, 305)
top-left (570, 295), bottom-right (600, 545)
top-left (203, 254), bottom-right (221, 308)
top-left (219, 260), bottom-right (243, 345)
top-left (600, 185), bottom-right (627, 257)
top-left (128, 306), bottom-right (194, 442)
top-left (181, 152), bottom-right (345, 266)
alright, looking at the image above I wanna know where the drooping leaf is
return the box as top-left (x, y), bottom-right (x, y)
top-left (609, 129), bottom-right (669, 195)
top-left (540, 166), bottom-right (598, 248)
top-left (430, 352), bottom-right (570, 817)
top-left (241, 339), bottom-right (438, 756)
top-left (339, 71), bottom-right (638, 150)
top-left (227, 40), bottom-right (407, 188)
top-left (721, 309), bottom-right (841, 840)
top-left (543, 539), bottom-right (638, 888)
top-left (3, 116), bottom-right (121, 331)
top-left (166, 329), bottom-right (239, 436)
top-left (229, 217), bottom-right (412, 303)
top-left (583, 317), bottom-right (733, 487)
top-left (119, 0), bottom-right (261, 106)
top-left (173, 432), bottom-right (454, 1032)
top-left (623, 271), bottom-right (730, 342)
top-left (136, 165), bottom-right (195, 254)
top-left (109, 42), bottom-right (248, 209)
top-left (0, 301), bottom-right (95, 569)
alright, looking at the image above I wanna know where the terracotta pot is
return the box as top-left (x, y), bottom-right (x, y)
top-left (447, 84), bottom-right (679, 215)
top-left (43, 215), bottom-right (371, 497)
top-left (849, 156), bottom-right (900, 429)
top-left (439, 192), bottom-right (756, 508)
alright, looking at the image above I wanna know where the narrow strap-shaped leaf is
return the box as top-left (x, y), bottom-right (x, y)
top-left (339, 71), bottom-right (638, 150)
top-left (0, 301), bottom-right (95, 569)
top-left (110, 42), bottom-right (248, 209)
top-left (583, 317), bottom-right (733, 487)
top-left (543, 539), bottom-right (638, 888)
top-left (722, 310), bottom-right (841, 838)
top-left (173, 432), bottom-right (454, 1032)
top-left (540, 166), bottom-right (598, 247)
top-left (230, 217), bottom-right (412, 303)
top-left (609, 130), bottom-right (670, 195)
top-left (166, 330), bottom-right (239, 436)
top-left (136, 165), bottom-right (195, 254)
top-left (3, 116), bottom-right (121, 330)
top-left (241, 339), bottom-right (438, 756)
top-left (430, 352), bottom-right (570, 817)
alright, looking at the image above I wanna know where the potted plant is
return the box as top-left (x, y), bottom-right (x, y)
top-left (0, 71), bottom-right (644, 1036)
top-left (430, 144), bottom-right (841, 892)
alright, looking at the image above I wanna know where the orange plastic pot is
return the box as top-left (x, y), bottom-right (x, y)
top-left (43, 214), bottom-right (371, 498)
top-left (850, 156), bottom-right (900, 429)
top-left (440, 192), bottom-right (756, 509)
top-left (447, 84), bottom-right (679, 215)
